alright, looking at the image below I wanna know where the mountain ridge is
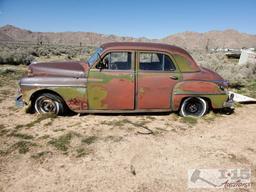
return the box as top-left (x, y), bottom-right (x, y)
top-left (1, 24), bottom-right (256, 50)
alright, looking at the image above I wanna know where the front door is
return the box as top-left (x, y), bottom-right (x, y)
top-left (137, 52), bottom-right (180, 109)
top-left (87, 51), bottom-right (135, 110)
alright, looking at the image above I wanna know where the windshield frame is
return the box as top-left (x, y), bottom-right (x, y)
top-left (87, 47), bottom-right (103, 67)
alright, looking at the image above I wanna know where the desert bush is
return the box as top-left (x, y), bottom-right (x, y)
top-left (191, 51), bottom-right (256, 87)
top-left (0, 43), bottom-right (95, 65)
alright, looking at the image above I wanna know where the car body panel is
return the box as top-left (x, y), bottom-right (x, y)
top-left (20, 76), bottom-right (87, 112)
top-left (137, 72), bottom-right (180, 109)
top-left (87, 69), bottom-right (134, 110)
top-left (18, 42), bottom-right (231, 114)
top-left (172, 80), bottom-right (228, 110)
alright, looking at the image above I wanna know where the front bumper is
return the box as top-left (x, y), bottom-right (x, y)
top-left (16, 95), bottom-right (24, 108)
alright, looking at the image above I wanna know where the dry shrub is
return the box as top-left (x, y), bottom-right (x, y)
top-left (191, 51), bottom-right (256, 87)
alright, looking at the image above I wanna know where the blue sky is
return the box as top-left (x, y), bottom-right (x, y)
top-left (0, 0), bottom-right (256, 38)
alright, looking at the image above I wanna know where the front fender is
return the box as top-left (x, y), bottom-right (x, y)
top-left (20, 76), bottom-right (88, 112)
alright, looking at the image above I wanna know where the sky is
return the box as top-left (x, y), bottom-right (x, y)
top-left (0, 0), bottom-right (256, 39)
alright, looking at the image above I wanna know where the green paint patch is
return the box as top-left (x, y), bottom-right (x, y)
top-left (89, 71), bottom-right (132, 84)
top-left (54, 87), bottom-right (86, 100)
top-left (173, 54), bottom-right (195, 72)
top-left (88, 86), bottom-right (107, 109)
top-left (206, 95), bottom-right (228, 108)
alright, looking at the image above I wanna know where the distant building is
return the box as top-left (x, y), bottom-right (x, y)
top-left (239, 49), bottom-right (256, 65)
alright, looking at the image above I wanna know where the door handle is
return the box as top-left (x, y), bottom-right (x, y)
top-left (169, 75), bottom-right (178, 80)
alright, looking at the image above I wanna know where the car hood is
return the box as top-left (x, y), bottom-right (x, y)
top-left (28, 61), bottom-right (90, 78)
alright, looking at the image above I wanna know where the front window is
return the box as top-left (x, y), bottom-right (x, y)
top-left (87, 47), bottom-right (103, 66)
top-left (97, 52), bottom-right (132, 70)
top-left (139, 52), bottom-right (176, 71)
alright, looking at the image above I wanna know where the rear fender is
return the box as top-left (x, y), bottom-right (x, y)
top-left (171, 81), bottom-right (228, 111)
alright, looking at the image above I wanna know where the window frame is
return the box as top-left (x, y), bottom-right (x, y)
top-left (138, 51), bottom-right (178, 73)
top-left (92, 50), bottom-right (134, 71)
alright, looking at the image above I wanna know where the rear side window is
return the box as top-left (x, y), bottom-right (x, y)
top-left (139, 53), bottom-right (176, 71)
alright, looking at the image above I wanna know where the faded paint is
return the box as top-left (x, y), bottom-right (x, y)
top-left (172, 94), bottom-right (228, 111)
top-left (174, 81), bottom-right (223, 95)
top-left (87, 69), bottom-right (134, 110)
top-left (173, 54), bottom-right (199, 72)
top-left (21, 86), bottom-right (87, 112)
top-left (172, 81), bottom-right (227, 110)
top-left (138, 72), bottom-right (180, 109)
top-left (19, 42), bottom-right (232, 114)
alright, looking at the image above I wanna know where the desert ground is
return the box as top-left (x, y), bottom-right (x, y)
top-left (0, 64), bottom-right (255, 192)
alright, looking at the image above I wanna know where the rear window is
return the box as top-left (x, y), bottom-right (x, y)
top-left (139, 53), bottom-right (176, 71)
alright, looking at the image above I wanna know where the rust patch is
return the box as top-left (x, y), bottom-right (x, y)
top-left (67, 98), bottom-right (87, 111)
top-left (137, 73), bottom-right (179, 109)
top-left (174, 81), bottom-right (222, 95)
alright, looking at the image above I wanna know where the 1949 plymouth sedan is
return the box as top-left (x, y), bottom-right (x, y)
top-left (18, 42), bottom-right (234, 117)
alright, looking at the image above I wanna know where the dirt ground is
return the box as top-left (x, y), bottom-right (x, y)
top-left (0, 65), bottom-right (256, 192)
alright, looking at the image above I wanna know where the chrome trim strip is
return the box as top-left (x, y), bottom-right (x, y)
top-left (20, 83), bottom-right (86, 87)
top-left (174, 93), bottom-right (227, 95)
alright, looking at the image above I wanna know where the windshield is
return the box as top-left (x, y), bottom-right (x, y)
top-left (87, 47), bottom-right (103, 67)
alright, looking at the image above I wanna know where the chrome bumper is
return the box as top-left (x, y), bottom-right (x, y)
top-left (15, 95), bottom-right (24, 108)
top-left (223, 92), bottom-right (234, 109)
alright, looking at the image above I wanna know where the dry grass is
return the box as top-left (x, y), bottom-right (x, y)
top-left (191, 51), bottom-right (256, 89)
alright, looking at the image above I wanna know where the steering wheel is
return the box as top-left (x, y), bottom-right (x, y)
top-left (110, 63), bottom-right (118, 70)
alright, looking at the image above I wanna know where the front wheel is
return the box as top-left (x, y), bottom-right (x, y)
top-left (34, 93), bottom-right (65, 115)
top-left (179, 97), bottom-right (208, 117)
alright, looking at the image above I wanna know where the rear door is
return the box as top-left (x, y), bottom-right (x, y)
top-left (137, 52), bottom-right (180, 109)
top-left (87, 51), bottom-right (135, 110)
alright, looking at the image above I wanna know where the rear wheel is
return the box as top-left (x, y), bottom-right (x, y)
top-left (34, 93), bottom-right (65, 115)
top-left (179, 97), bottom-right (208, 117)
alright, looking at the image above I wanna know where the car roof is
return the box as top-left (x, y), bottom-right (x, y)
top-left (100, 42), bottom-right (200, 72)
top-left (101, 42), bottom-right (189, 55)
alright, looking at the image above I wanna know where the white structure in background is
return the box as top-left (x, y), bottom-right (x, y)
top-left (229, 91), bottom-right (256, 103)
top-left (239, 49), bottom-right (256, 65)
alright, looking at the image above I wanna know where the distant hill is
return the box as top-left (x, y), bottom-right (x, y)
top-left (1, 25), bottom-right (256, 50)
top-left (162, 30), bottom-right (256, 50)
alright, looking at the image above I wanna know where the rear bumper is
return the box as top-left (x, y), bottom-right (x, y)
top-left (223, 92), bottom-right (234, 109)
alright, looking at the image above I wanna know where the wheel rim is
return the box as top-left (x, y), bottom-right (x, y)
top-left (181, 97), bottom-right (207, 117)
top-left (35, 96), bottom-right (60, 114)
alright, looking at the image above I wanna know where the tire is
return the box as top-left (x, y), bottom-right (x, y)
top-left (179, 97), bottom-right (208, 117)
top-left (34, 93), bottom-right (65, 115)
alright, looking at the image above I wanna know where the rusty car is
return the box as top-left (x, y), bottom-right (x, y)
top-left (17, 42), bottom-right (234, 117)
